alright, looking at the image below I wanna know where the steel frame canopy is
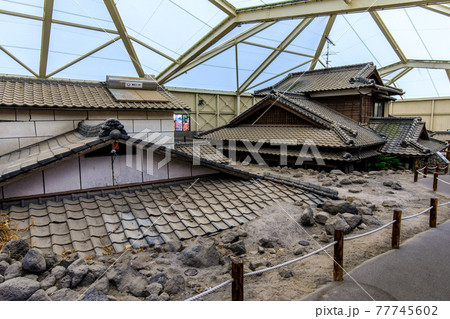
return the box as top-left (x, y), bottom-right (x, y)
top-left (0, 0), bottom-right (449, 97)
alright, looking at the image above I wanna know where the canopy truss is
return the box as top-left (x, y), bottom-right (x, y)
top-left (0, 0), bottom-right (448, 97)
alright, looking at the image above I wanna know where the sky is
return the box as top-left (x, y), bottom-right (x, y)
top-left (0, 0), bottom-right (449, 98)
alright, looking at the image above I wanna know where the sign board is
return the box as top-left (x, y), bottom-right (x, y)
top-left (125, 81), bottom-right (143, 88)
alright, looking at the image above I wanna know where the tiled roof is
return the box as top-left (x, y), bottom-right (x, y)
top-left (429, 131), bottom-right (450, 143)
top-left (254, 62), bottom-right (402, 96)
top-left (199, 94), bottom-right (385, 150)
top-left (0, 75), bottom-right (189, 110)
top-left (369, 117), bottom-right (447, 156)
top-left (0, 121), bottom-right (117, 184)
top-left (5, 177), bottom-right (325, 257)
top-left (175, 142), bottom-right (231, 164)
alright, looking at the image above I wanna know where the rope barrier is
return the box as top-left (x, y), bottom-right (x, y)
top-left (244, 241), bottom-right (336, 277)
top-left (344, 220), bottom-right (396, 241)
top-left (438, 201), bottom-right (450, 207)
top-left (437, 177), bottom-right (450, 185)
top-left (185, 279), bottom-right (234, 301)
top-left (402, 206), bottom-right (433, 220)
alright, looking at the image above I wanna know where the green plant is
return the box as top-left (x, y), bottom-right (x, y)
top-left (368, 154), bottom-right (405, 171)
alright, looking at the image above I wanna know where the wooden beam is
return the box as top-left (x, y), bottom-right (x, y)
top-left (422, 4), bottom-right (450, 17)
top-left (103, 0), bottom-right (144, 77)
top-left (370, 11), bottom-right (407, 63)
top-left (379, 59), bottom-right (450, 76)
top-left (39, 0), bottom-right (54, 78)
top-left (239, 17), bottom-right (314, 93)
top-left (310, 15), bottom-right (336, 70)
top-left (241, 41), bottom-right (314, 58)
top-left (385, 67), bottom-right (412, 86)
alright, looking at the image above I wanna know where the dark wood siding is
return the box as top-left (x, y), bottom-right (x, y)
top-left (313, 95), bottom-right (374, 124)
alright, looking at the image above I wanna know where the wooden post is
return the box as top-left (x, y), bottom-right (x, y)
top-left (430, 198), bottom-right (438, 228)
top-left (445, 163), bottom-right (449, 175)
top-left (392, 210), bottom-right (402, 249)
top-left (433, 172), bottom-right (438, 192)
top-left (436, 163), bottom-right (440, 174)
top-left (424, 163), bottom-right (428, 178)
top-left (414, 165), bottom-right (418, 183)
top-left (231, 259), bottom-right (243, 301)
top-left (333, 229), bottom-right (344, 281)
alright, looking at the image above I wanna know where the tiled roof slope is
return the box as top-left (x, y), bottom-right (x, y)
top-left (254, 62), bottom-right (402, 96)
top-left (175, 142), bottom-right (231, 164)
top-left (200, 94), bottom-right (385, 149)
top-left (0, 75), bottom-right (189, 110)
top-left (429, 131), bottom-right (450, 143)
top-left (0, 121), bottom-right (114, 184)
top-left (369, 117), bottom-right (447, 156)
top-left (6, 177), bottom-right (325, 257)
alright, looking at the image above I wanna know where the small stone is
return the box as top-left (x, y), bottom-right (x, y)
top-left (294, 247), bottom-right (305, 256)
top-left (164, 274), bottom-right (185, 295)
top-left (0, 253), bottom-right (12, 264)
top-left (325, 215), bottom-right (352, 235)
top-left (257, 246), bottom-right (265, 254)
top-left (78, 271), bottom-right (96, 287)
top-left (357, 206), bottom-right (373, 216)
top-left (81, 287), bottom-right (109, 301)
top-left (67, 258), bottom-right (89, 288)
top-left (353, 171), bottom-right (362, 176)
top-left (348, 188), bottom-right (362, 193)
top-left (352, 178), bottom-right (368, 185)
top-left (298, 240), bottom-right (310, 246)
top-left (279, 269), bottom-right (293, 279)
top-left (293, 172), bottom-right (304, 178)
top-left (249, 261), bottom-right (264, 271)
top-left (184, 269), bottom-right (198, 277)
top-left (0, 275), bottom-right (4, 284)
top-left (149, 272), bottom-right (168, 287)
top-left (88, 263), bottom-right (107, 279)
top-left (45, 286), bottom-right (57, 296)
top-left (159, 292), bottom-right (170, 301)
top-left (40, 274), bottom-right (57, 290)
top-left (258, 237), bottom-right (279, 248)
top-left (146, 282), bottom-right (163, 296)
top-left (330, 169), bottom-right (345, 175)
top-left (383, 180), bottom-right (394, 187)
top-left (339, 178), bottom-right (352, 185)
top-left (4, 262), bottom-right (22, 280)
top-left (319, 232), bottom-right (329, 243)
top-left (43, 252), bottom-right (61, 270)
top-left (221, 231), bottom-right (240, 244)
top-left (224, 240), bottom-right (246, 255)
top-left (0, 261), bottom-right (9, 276)
top-left (322, 180), bottom-right (333, 187)
top-left (321, 200), bottom-right (358, 215)
top-left (342, 213), bottom-right (362, 229)
top-left (2, 239), bottom-right (29, 260)
top-left (162, 241), bottom-right (183, 253)
top-left (22, 249), bottom-right (46, 274)
top-left (314, 211), bottom-right (330, 224)
top-left (57, 275), bottom-right (71, 289)
top-left (28, 289), bottom-right (51, 301)
top-left (24, 274), bottom-right (38, 281)
top-left (357, 223), bottom-right (368, 230)
top-left (391, 182), bottom-right (402, 190)
top-left (382, 200), bottom-right (400, 208)
top-left (51, 265), bottom-right (66, 280)
top-left (180, 237), bottom-right (221, 268)
top-left (299, 206), bottom-right (315, 226)
top-left (362, 215), bottom-right (383, 226)
top-left (51, 288), bottom-right (80, 301)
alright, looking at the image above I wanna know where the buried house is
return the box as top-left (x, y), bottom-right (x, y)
top-left (0, 118), bottom-right (335, 258)
top-left (198, 63), bottom-right (444, 171)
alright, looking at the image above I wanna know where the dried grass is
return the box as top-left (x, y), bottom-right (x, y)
top-left (0, 211), bottom-right (33, 251)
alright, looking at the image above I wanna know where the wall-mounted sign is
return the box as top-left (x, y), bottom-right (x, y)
top-left (125, 81), bottom-right (143, 88)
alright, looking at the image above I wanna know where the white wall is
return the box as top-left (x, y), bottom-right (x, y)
top-left (0, 108), bottom-right (175, 155)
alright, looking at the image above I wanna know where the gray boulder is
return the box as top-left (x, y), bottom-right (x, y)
top-left (339, 178), bottom-right (352, 185)
top-left (258, 237), bottom-right (281, 248)
top-left (88, 263), bottom-right (107, 279)
top-left (279, 269), bottom-right (293, 278)
top-left (382, 200), bottom-right (400, 208)
top-left (330, 169), bottom-right (345, 175)
top-left (392, 182), bottom-right (403, 190)
top-left (0, 260), bottom-right (9, 275)
top-left (81, 287), bottom-right (109, 301)
top-left (342, 213), bottom-right (362, 229)
top-left (4, 262), bottom-right (22, 280)
top-left (221, 231), bottom-right (240, 244)
top-left (28, 289), bottom-right (51, 301)
top-left (314, 211), bottom-right (331, 225)
top-left (224, 240), bottom-right (246, 255)
top-left (180, 237), bottom-right (221, 268)
top-left (352, 178), bottom-right (368, 184)
top-left (51, 288), bottom-right (80, 301)
top-left (322, 200), bottom-right (358, 215)
top-left (357, 206), bottom-right (373, 216)
top-left (57, 275), bottom-right (71, 289)
top-left (149, 272), bottom-right (168, 286)
top-left (22, 249), bottom-right (46, 274)
top-left (0, 253), bottom-right (12, 264)
top-left (325, 215), bottom-right (352, 235)
top-left (78, 271), bottom-right (96, 287)
top-left (0, 275), bottom-right (4, 284)
top-left (299, 206), bottom-right (315, 226)
top-left (0, 277), bottom-right (40, 300)
top-left (107, 263), bottom-right (147, 297)
top-left (2, 239), bottom-right (29, 260)
top-left (44, 252), bottom-right (61, 270)
top-left (362, 215), bottom-right (383, 226)
top-left (383, 180), bottom-right (393, 187)
top-left (67, 258), bottom-right (89, 288)
top-left (51, 265), bottom-right (66, 280)
top-left (146, 282), bottom-right (163, 296)
top-left (162, 241), bottom-right (183, 253)
top-left (40, 274), bottom-right (57, 290)
top-left (164, 275), bottom-right (185, 295)
top-left (92, 276), bottom-right (110, 295)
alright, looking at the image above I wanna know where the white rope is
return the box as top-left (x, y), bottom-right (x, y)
top-left (438, 201), bottom-right (450, 207)
top-left (244, 241), bottom-right (337, 277)
top-left (344, 220), bottom-right (396, 241)
top-left (428, 165), bottom-right (437, 170)
top-left (402, 206), bottom-right (433, 220)
top-left (417, 167), bottom-right (425, 172)
top-left (185, 279), bottom-right (234, 301)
